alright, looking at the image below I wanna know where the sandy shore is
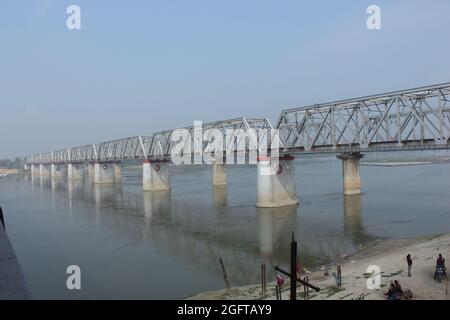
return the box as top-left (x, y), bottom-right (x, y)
top-left (188, 234), bottom-right (450, 300)
top-left (0, 169), bottom-right (18, 176)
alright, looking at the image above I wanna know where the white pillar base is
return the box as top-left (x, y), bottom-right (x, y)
top-left (142, 160), bottom-right (171, 191)
top-left (68, 163), bottom-right (84, 180)
top-left (94, 162), bottom-right (115, 184)
top-left (337, 153), bottom-right (363, 195)
top-left (212, 162), bottom-right (227, 186)
top-left (256, 156), bottom-right (299, 208)
top-left (51, 164), bottom-right (65, 178)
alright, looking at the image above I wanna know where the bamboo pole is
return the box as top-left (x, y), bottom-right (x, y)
top-left (219, 258), bottom-right (230, 292)
top-left (290, 232), bottom-right (297, 300)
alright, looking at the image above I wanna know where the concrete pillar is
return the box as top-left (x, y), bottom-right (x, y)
top-left (51, 164), bottom-right (65, 178)
top-left (39, 164), bottom-right (51, 177)
top-left (94, 162), bottom-right (115, 184)
top-left (142, 160), bottom-right (170, 191)
top-left (88, 163), bottom-right (95, 183)
top-left (68, 163), bottom-right (84, 180)
top-left (24, 164), bottom-right (30, 171)
top-left (212, 162), bottom-right (227, 186)
top-left (337, 152), bottom-right (363, 195)
top-left (114, 162), bottom-right (122, 182)
top-left (256, 155), bottom-right (299, 208)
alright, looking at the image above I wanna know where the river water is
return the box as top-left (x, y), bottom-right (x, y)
top-left (1, 151), bottom-right (450, 299)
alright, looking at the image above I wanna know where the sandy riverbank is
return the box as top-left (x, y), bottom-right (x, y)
top-left (188, 233), bottom-right (450, 300)
top-left (0, 169), bottom-right (18, 177)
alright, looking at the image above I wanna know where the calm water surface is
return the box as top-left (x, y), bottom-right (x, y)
top-left (1, 151), bottom-right (450, 299)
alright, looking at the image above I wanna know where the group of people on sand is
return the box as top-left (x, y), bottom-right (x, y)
top-left (384, 253), bottom-right (448, 300)
top-left (405, 253), bottom-right (447, 279)
top-left (385, 280), bottom-right (403, 300)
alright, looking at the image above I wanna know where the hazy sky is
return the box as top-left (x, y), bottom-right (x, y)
top-left (1, 0), bottom-right (450, 158)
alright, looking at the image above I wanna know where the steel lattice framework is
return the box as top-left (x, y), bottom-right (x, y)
top-left (26, 118), bottom-right (275, 164)
top-left (25, 82), bottom-right (450, 164)
top-left (276, 82), bottom-right (450, 154)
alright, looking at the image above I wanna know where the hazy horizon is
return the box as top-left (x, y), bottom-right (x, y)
top-left (1, 0), bottom-right (450, 158)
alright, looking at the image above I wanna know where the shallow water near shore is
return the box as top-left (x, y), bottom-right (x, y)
top-left (1, 150), bottom-right (450, 299)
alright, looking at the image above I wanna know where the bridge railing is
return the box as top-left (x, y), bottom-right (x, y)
top-left (70, 144), bottom-right (98, 163)
top-left (25, 117), bottom-right (278, 164)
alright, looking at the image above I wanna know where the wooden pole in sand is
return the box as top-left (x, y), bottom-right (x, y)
top-left (274, 266), bottom-right (320, 291)
top-left (219, 258), bottom-right (230, 292)
top-left (290, 232), bottom-right (297, 300)
top-left (0, 206), bottom-right (5, 229)
top-left (337, 265), bottom-right (342, 287)
top-left (303, 277), bottom-right (307, 300)
top-left (446, 280), bottom-right (448, 300)
top-left (261, 264), bottom-right (266, 296)
top-left (276, 284), bottom-right (281, 300)
top-left (306, 276), bottom-right (310, 299)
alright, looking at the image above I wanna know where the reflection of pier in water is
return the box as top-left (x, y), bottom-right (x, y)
top-left (28, 172), bottom-right (375, 286)
top-left (343, 194), bottom-right (374, 249)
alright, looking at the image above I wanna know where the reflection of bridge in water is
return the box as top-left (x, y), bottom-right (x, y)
top-left (31, 171), bottom-right (373, 285)
top-left (343, 195), bottom-right (374, 249)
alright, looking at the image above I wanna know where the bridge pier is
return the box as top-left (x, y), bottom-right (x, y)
top-left (51, 164), bottom-right (65, 178)
top-left (39, 164), bottom-right (51, 177)
top-left (212, 162), bottom-right (227, 186)
top-left (256, 155), bottom-right (299, 208)
top-left (114, 162), bottom-right (122, 182)
top-left (94, 162), bottom-right (115, 184)
top-left (68, 163), bottom-right (84, 180)
top-left (88, 163), bottom-right (95, 183)
top-left (142, 160), bottom-right (171, 191)
top-left (337, 152), bottom-right (363, 195)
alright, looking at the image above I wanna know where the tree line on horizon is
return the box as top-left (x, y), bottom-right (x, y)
top-left (0, 158), bottom-right (24, 169)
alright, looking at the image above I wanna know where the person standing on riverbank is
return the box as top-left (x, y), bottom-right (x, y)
top-left (406, 254), bottom-right (413, 277)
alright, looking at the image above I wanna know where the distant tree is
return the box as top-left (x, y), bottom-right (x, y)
top-left (0, 158), bottom-right (14, 168)
top-left (14, 157), bottom-right (23, 169)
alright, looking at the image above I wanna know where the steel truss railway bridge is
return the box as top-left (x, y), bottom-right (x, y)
top-left (25, 82), bottom-right (450, 207)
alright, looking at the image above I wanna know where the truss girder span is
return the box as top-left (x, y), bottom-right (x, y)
top-left (276, 83), bottom-right (450, 153)
top-left (25, 117), bottom-right (275, 164)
